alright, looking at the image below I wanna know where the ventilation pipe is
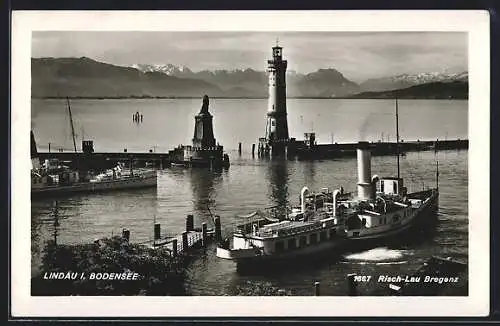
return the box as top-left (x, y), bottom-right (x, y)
top-left (332, 189), bottom-right (341, 217)
top-left (357, 141), bottom-right (373, 200)
top-left (301, 186), bottom-right (310, 213)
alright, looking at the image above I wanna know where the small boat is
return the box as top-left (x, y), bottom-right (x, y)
top-left (31, 98), bottom-right (158, 199)
top-left (216, 99), bottom-right (439, 270)
top-left (31, 162), bottom-right (157, 199)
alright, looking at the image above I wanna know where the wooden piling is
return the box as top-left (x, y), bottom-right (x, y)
top-left (252, 144), bottom-right (255, 157)
top-left (182, 231), bottom-right (188, 252)
top-left (238, 142), bottom-right (242, 155)
top-left (122, 228), bottom-right (130, 242)
top-left (214, 216), bottom-right (222, 243)
top-left (314, 282), bottom-right (320, 296)
top-left (186, 214), bottom-right (194, 232)
top-left (154, 223), bottom-right (161, 240)
top-left (172, 239), bottom-right (178, 257)
top-left (347, 273), bottom-right (357, 296)
top-left (202, 222), bottom-right (208, 247)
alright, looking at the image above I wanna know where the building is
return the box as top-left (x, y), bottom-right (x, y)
top-left (170, 95), bottom-right (230, 168)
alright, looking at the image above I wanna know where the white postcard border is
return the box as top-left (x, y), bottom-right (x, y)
top-left (11, 10), bottom-right (490, 317)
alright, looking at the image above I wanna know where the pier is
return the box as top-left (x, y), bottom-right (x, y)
top-left (125, 215), bottom-right (223, 257)
top-left (293, 138), bottom-right (468, 159)
top-left (36, 151), bottom-right (172, 168)
top-left (36, 138), bottom-right (467, 167)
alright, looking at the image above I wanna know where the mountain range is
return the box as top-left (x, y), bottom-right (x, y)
top-left (31, 57), bottom-right (468, 99)
top-left (351, 81), bottom-right (468, 99)
top-left (359, 71), bottom-right (469, 92)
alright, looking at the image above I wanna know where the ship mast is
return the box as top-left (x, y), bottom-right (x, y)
top-left (436, 160), bottom-right (439, 190)
top-left (395, 98), bottom-right (400, 180)
top-left (66, 97), bottom-right (78, 153)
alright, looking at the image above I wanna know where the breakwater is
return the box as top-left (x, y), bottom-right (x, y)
top-left (292, 138), bottom-right (467, 159)
top-left (36, 138), bottom-right (467, 166)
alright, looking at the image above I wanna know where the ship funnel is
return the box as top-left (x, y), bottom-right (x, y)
top-left (357, 141), bottom-right (373, 200)
top-left (371, 175), bottom-right (380, 198)
top-left (332, 189), bottom-right (341, 217)
top-left (300, 186), bottom-right (310, 213)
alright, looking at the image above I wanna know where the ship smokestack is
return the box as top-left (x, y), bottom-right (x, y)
top-left (301, 186), bottom-right (310, 213)
top-left (357, 141), bottom-right (373, 200)
top-left (332, 189), bottom-right (341, 217)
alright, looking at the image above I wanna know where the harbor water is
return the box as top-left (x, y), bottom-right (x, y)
top-left (31, 98), bottom-right (468, 295)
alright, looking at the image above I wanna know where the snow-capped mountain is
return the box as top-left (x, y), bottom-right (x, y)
top-left (131, 63), bottom-right (301, 78)
top-left (125, 63), bottom-right (361, 96)
top-left (360, 71), bottom-right (468, 92)
top-left (387, 71), bottom-right (467, 83)
top-left (130, 63), bottom-right (193, 76)
top-left (32, 58), bottom-right (223, 98)
top-left (125, 62), bottom-right (467, 97)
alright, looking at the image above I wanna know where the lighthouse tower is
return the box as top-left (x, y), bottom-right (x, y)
top-left (262, 41), bottom-right (289, 156)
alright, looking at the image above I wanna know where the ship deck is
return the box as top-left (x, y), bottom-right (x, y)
top-left (250, 216), bottom-right (338, 238)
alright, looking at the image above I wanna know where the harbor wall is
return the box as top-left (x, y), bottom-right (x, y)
top-left (294, 139), bottom-right (468, 159)
top-left (34, 138), bottom-right (467, 165)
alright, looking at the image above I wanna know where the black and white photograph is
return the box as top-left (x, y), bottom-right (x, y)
top-left (11, 11), bottom-right (489, 317)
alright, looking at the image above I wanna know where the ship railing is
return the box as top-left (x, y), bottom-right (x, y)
top-left (257, 223), bottom-right (326, 238)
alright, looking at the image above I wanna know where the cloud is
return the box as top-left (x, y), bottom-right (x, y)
top-left (32, 31), bottom-right (467, 81)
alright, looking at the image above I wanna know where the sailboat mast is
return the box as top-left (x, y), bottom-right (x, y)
top-left (66, 97), bottom-right (77, 153)
top-left (395, 98), bottom-right (400, 180)
top-left (436, 160), bottom-right (439, 190)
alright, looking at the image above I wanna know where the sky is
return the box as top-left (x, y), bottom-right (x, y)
top-left (32, 31), bottom-right (467, 82)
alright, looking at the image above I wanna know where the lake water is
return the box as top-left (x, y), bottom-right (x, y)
top-left (31, 98), bottom-right (467, 153)
top-left (31, 98), bottom-right (468, 295)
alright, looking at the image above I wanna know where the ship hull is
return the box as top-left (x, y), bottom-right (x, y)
top-left (31, 175), bottom-right (157, 199)
top-left (220, 238), bottom-right (348, 272)
top-left (342, 190), bottom-right (439, 252)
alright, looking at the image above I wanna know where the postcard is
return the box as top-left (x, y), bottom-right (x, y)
top-left (11, 10), bottom-right (490, 317)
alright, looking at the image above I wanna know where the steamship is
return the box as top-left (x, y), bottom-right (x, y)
top-left (216, 100), bottom-right (439, 268)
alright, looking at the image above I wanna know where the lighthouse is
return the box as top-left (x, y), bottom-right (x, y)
top-left (260, 41), bottom-right (290, 157)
